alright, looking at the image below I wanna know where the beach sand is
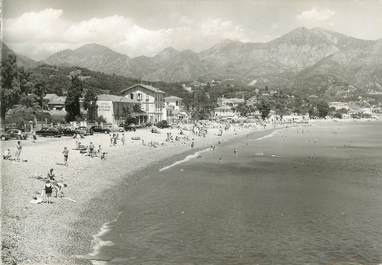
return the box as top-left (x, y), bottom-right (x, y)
top-left (1, 124), bottom-right (282, 265)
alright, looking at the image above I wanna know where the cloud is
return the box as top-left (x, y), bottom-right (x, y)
top-left (296, 8), bottom-right (335, 22)
top-left (3, 9), bottom-right (255, 60)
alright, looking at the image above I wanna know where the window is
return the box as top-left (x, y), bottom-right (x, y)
top-left (138, 93), bottom-right (142, 101)
top-left (176, 101), bottom-right (179, 106)
top-left (130, 93), bottom-right (134, 100)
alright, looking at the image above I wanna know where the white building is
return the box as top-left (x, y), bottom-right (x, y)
top-left (165, 96), bottom-right (187, 123)
top-left (217, 96), bottom-right (245, 108)
top-left (214, 105), bottom-right (237, 119)
top-left (96, 94), bottom-right (136, 125)
top-left (329, 102), bottom-right (350, 111)
top-left (120, 84), bottom-right (166, 123)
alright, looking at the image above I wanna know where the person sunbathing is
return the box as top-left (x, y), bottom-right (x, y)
top-left (3, 149), bottom-right (12, 160)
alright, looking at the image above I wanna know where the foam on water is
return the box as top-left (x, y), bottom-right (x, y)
top-left (76, 212), bottom-right (122, 264)
top-left (159, 147), bottom-right (211, 172)
top-left (159, 129), bottom-right (281, 172)
top-left (253, 129), bottom-right (280, 141)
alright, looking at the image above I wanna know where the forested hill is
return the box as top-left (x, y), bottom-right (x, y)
top-left (29, 64), bottom-right (193, 101)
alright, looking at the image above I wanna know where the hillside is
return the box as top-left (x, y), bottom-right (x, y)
top-left (1, 43), bottom-right (39, 69)
top-left (35, 27), bottom-right (382, 96)
top-left (46, 43), bottom-right (134, 77)
top-left (3, 27), bottom-right (382, 99)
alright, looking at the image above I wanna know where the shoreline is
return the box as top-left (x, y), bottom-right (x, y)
top-left (68, 126), bottom-right (285, 264)
top-left (2, 118), bottom-right (379, 265)
top-left (71, 127), bottom-right (284, 265)
top-left (2, 123), bottom-right (286, 265)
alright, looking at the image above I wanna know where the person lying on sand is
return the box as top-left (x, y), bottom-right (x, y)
top-left (52, 181), bottom-right (67, 198)
top-left (3, 149), bottom-right (12, 160)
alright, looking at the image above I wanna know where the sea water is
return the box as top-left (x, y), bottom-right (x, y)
top-left (87, 121), bottom-right (382, 265)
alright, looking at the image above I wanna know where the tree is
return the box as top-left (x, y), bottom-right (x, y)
top-left (316, 101), bottom-right (330, 118)
top-left (65, 70), bottom-right (83, 121)
top-left (1, 54), bottom-right (21, 121)
top-left (257, 99), bottom-right (271, 120)
top-left (32, 81), bottom-right (47, 109)
top-left (235, 103), bottom-right (251, 117)
top-left (83, 87), bottom-right (98, 121)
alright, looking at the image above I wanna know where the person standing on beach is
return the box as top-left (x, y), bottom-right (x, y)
top-left (32, 130), bottom-right (37, 143)
top-left (89, 142), bottom-right (95, 157)
top-left (62, 147), bottom-right (69, 166)
top-left (121, 133), bottom-right (125, 146)
top-left (113, 134), bottom-right (117, 146)
top-left (15, 141), bottom-right (22, 162)
top-left (43, 180), bottom-right (53, 204)
top-left (47, 168), bottom-right (55, 180)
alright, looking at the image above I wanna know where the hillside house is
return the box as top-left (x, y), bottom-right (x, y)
top-left (165, 96), bottom-right (187, 123)
top-left (217, 96), bottom-right (245, 108)
top-left (120, 84), bottom-right (166, 123)
top-left (44, 94), bottom-right (66, 111)
top-left (96, 94), bottom-right (143, 125)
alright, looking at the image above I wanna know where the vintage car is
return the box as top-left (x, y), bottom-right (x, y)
top-left (35, 127), bottom-right (62, 137)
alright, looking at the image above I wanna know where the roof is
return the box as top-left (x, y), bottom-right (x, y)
top-left (97, 94), bottom-right (135, 103)
top-left (120, 84), bottom-right (165, 94)
top-left (221, 97), bottom-right (244, 104)
top-left (215, 106), bottom-right (233, 111)
top-left (165, 96), bottom-right (182, 101)
top-left (44, 94), bottom-right (66, 105)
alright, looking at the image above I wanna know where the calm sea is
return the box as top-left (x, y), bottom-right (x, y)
top-left (87, 121), bottom-right (382, 265)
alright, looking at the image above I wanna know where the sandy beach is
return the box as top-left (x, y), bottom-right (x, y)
top-left (1, 123), bottom-right (285, 265)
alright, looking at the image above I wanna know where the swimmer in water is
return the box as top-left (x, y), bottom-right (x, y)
top-left (234, 148), bottom-right (238, 155)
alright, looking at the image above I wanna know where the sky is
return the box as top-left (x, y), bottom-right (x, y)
top-left (2, 0), bottom-right (382, 60)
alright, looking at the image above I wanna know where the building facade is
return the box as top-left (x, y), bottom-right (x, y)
top-left (165, 96), bottom-right (187, 123)
top-left (120, 84), bottom-right (166, 123)
top-left (96, 94), bottom-right (136, 125)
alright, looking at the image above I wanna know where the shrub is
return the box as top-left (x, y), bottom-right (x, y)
top-left (155, 120), bottom-right (169, 128)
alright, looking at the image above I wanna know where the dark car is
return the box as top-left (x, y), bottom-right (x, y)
top-left (75, 126), bottom-right (93, 136)
top-left (90, 126), bottom-right (111, 134)
top-left (124, 123), bottom-right (136, 132)
top-left (155, 120), bottom-right (170, 129)
top-left (61, 127), bottom-right (77, 136)
top-left (36, 128), bottom-right (62, 137)
top-left (1, 129), bottom-right (28, 141)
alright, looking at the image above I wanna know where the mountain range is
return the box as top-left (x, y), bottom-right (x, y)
top-left (4, 27), bottom-right (382, 95)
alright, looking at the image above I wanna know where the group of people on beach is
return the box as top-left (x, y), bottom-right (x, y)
top-left (109, 132), bottom-right (125, 146)
top-left (2, 141), bottom-right (23, 162)
top-left (40, 168), bottom-right (67, 204)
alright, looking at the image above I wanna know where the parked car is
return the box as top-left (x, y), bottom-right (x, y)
top-left (61, 127), bottom-right (77, 137)
top-left (75, 126), bottom-right (93, 136)
top-left (36, 128), bottom-right (62, 137)
top-left (109, 124), bottom-right (125, 132)
top-left (155, 120), bottom-right (170, 129)
top-left (124, 123), bottom-right (136, 132)
top-left (89, 126), bottom-right (111, 134)
top-left (0, 129), bottom-right (28, 141)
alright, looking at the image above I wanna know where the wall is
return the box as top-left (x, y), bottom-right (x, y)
top-left (123, 87), bottom-right (165, 122)
top-left (96, 101), bottom-right (114, 123)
